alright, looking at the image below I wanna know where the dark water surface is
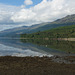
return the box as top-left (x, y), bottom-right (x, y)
top-left (0, 38), bottom-right (75, 57)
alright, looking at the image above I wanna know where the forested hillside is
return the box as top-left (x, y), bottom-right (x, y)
top-left (21, 25), bottom-right (75, 38)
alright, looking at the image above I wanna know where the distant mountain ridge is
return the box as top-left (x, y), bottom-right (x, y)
top-left (0, 22), bottom-right (50, 37)
top-left (52, 14), bottom-right (75, 24)
top-left (28, 14), bottom-right (75, 33)
top-left (0, 14), bottom-right (75, 37)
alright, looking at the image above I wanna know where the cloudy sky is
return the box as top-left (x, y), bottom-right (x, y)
top-left (0, 0), bottom-right (75, 31)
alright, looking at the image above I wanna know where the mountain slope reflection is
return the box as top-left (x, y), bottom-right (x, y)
top-left (0, 38), bottom-right (74, 57)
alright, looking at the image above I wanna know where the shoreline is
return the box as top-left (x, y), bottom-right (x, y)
top-left (0, 56), bottom-right (75, 75)
top-left (0, 55), bottom-right (75, 64)
top-left (20, 38), bottom-right (75, 41)
top-left (56, 38), bottom-right (75, 41)
top-left (0, 37), bottom-right (75, 41)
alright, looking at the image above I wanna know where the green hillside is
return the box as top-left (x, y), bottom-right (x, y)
top-left (21, 25), bottom-right (75, 38)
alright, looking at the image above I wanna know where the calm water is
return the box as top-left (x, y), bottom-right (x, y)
top-left (0, 38), bottom-right (75, 57)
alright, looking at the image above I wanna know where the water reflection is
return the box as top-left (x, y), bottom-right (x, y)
top-left (0, 38), bottom-right (75, 57)
top-left (21, 39), bottom-right (75, 54)
top-left (0, 39), bottom-right (53, 57)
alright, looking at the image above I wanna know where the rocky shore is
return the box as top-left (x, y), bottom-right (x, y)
top-left (0, 56), bottom-right (75, 75)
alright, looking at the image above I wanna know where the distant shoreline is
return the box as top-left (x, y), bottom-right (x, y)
top-left (0, 37), bottom-right (75, 41)
top-left (52, 38), bottom-right (75, 41)
top-left (20, 38), bottom-right (75, 41)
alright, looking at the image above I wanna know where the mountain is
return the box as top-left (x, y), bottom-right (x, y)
top-left (21, 25), bottom-right (75, 38)
top-left (27, 14), bottom-right (75, 33)
top-left (0, 14), bottom-right (75, 37)
top-left (53, 14), bottom-right (75, 24)
top-left (0, 26), bottom-right (29, 37)
top-left (0, 22), bottom-right (49, 37)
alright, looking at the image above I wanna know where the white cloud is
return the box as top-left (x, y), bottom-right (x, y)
top-left (24, 0), bottom-right (33, 5)
top-left (21, 5), bottom-right (25, 8)
top-left (11, 9), bottom-right (36, 23)
top-left (0, 0), bottom-right (75, 31)
top-left (0, 3), bottom-right (21, 23)
top-left (11, 0), bottom-right (75, 25)
top-left (0, 3), bottom-right (25, 31)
